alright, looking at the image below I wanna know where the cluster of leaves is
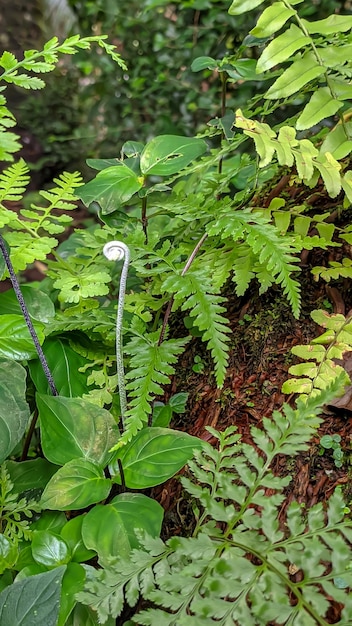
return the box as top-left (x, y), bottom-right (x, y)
top-left (0, 1), bottom-right (352, 624)
top-left (77, 383), bottom-right (352, 625)
top-left (282, 309), bottom-right (352, 399)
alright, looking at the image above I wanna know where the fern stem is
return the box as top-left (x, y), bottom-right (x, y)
top-left (103, 240), bottom-right (130, 428)
top-left (158, 232), bottom-right (208, 345)
top-left (0, 235), bottom-right (58, 396)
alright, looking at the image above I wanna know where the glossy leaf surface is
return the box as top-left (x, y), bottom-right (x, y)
top-left (140, 135), bottom-right (207, 176)
top-left (81, 493), bottom-right (163, 562)
top-left (37, 394), bottom-right (119, 467)
top-left (0, 286), bottom-right (55, 323)
top-left (78, 163), bottom-right (143, 214)
top-left (0, 360), bottom-right (30, 464)
top-left (61, 515), bottom-right (96, 563)
top-left (40, 459), bottom-right (111, 511)
top-left (110, 427), bottom-right (203, 488)
top-left (31, 530), bottom-right (70, 567)
top-left (29, 339), bottom-right (89, 397)
top-left (0, 314), bottom-right (45, 360)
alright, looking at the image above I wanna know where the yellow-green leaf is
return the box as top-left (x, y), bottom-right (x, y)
top-left (250, 2), bottom-right (295, 38)
top-left (229, 0), bottom-right (265, 15)
top-left (296, 88), bottom-right (343, 131)
top-left (257, 24), bottom-right (310, 73)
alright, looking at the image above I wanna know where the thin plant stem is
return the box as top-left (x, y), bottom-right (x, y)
top-left (21, 409), bottom-right (39, 461)
top-left (103, 241), bottom-right (130, 429)
top-left (0, 235), bottom-right (58, 397)
top-left (158, 232), bottom-right (208, 346)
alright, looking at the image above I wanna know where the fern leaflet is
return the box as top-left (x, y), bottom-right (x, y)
top-left (161, 269), bottom-right (230, 387)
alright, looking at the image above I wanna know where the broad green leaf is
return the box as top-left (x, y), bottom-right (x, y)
top-left (273, 211), bottom-right (290, 234)
top-left (257, 24), bottom-right (310, 73)
top-left (81, 493), bottom-right (163, 563)
top-left (250, 2), bottom-right (295, 38)
top-left (78, 164), bottom-right (143, 214)
top-left (191, 56), bottom-right (218, 72)
top-left (40, 459), bottom-right (111, 511)
top-left (58, 563), bottom-right (86, 626)
top-left (152, 403), bottom-right (172, 427)
top-left (168, 392), bottom-right (189, 413)
top-left (294, 215), bottom-right (311, 237)
top-left (296, 89), bottom-right (343, 131)
top-left (0, 360), bottom-right (30, 464)
top-left (0, 566), bottom-right (66, 626)
top-left (0, 286), bottom-right (55, 323)
top-left (29, 339), bottom-right (89, 397)
top-left (82, 503), bottom-right (131, 561)
top-left (31, 531), bottom-right (70, 567)
top-left (319, 45), bottom-right (352, 68)
top-left (276, 126), bottom-right (297, 166)
top-left (86, 158), bottom-right (121, 171)
top-left (37, 394), bottom-right (119, 467)
top-left (226, 59), bottom-right (261, 81)
top-left (110, 427), bottom-right (203, 489)
top-left (6, 458), bottom-right (58, 492)
top-left (140, 135), bottom-right (207, 176)
top-left (229, 0), bottom-right (265, 15)
top-left (294, 139), bottom-right (318, 181)
top-left (121, 140), bottom-right (145, 158)
top-left (0, 314), bottom-right (45, 360)
top-left (30, 511), bottom-right (67, 534)
top-left (302, 15), bottom-right (352, 35)
top-left (0, 536), bottom-right (17, 575)
top-left (61, 516), bottom-right (96, 563)
top-left (265, 52), bottom-right (324, 100)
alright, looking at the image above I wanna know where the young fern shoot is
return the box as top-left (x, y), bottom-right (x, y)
top-left (103, 240), bottom-right (130, 428)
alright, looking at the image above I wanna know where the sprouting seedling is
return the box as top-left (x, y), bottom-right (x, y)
top-left (103, 240), bottom-right (130, 428)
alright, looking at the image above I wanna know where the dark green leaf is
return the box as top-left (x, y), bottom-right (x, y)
top-left (0, 360), bottom-right (30, 463)
top-left (6, 458), bottom-right (58, 492)
top-left (0, 314), bottom-right (45, 360)
top-left (78, 164), bottom-right (143, 214)
top-left (32, 531), bottom-right (70, 567)
top-left (0, 566), bottom-right (66, 626)
top-left (29, 339), bottom-right (89, 397)
top-left (61, 516), bottom-right (96, 563)
top-left (140, 135), bottom-right (207, 176)
top-left (0, 286), bottom-right (55, 323)
top-left (40, 459), bottom-right (111, 511)
top-left (110, 427), bottom-right (203, 488)
top-left (37, 394), bottom-right (119, 467)
top-left (191, 56), bottom-right (218, 72)
top-left (58, 563), bottom-right (86, 626)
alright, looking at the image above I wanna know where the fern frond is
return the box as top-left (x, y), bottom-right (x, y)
top-left (208, 209), bottom-right (301, 318)
top-left (114, 320), bottom-right (189, 448)
top-left (0, 159), bottom-right (30, 202)
top-left (282, 310), bottom-right (352, 399)
top-left (161, 270), bottom-right (230, 387)
top-left (78, 383), bottom-right (352, 625)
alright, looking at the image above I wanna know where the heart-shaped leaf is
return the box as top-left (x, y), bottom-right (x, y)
top-left (37, 394), bottom-right (119, 467)
top-left (40, 459), bottom-right (111, 511)
top-left (81, 493), bottom-right (163, 562)
top-left (78, 164), bottom-right (143, 214)
top-left (0, 360), bottom-right (30, 464)
top-left (140, 135), bottom-right (207, 176)
top-left (0, 566), bottom-right (66, 626)
top-left (110, 427), bottom-right (203, 488)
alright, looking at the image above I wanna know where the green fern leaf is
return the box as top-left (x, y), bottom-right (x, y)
top-left (208, 209), bottom-right (301, 318)
top-left (116, 321), bottom-right (189, 446)
top-left (0, 160), bottom-right (30, 202)
top-left (161, 270), bottom-right (230, 387)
